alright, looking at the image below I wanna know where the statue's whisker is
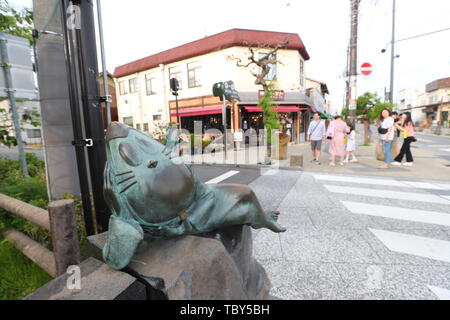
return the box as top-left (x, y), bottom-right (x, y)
top-left (116, 171), bottom-right (133, 176)
top-left (117, 175), bottom-right (135, 185)
top-left (120, 181), bottom-right (137, 193)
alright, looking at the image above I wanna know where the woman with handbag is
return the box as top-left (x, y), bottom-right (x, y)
top-left (377, 108), bottom-right (395, 169)
top-left (328, 115), bottom-right (348, 166)
top-left (392, 112), bottom-right (416, 167)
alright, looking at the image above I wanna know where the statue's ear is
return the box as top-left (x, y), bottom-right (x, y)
top-left (102, 215), bottom-right (144, 270)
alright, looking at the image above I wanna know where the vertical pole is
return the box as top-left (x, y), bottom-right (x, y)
top-left (389, 0), bottom-right (396, 104)
top-left (74, 0), bottom-right (110, 233)
top-left (348, 0), bottom-right (360, 127)
top-left (0, 39), bottom-right (29, 177)
top-left (48, 199), bottom-right (80, 276)
top-left (222, 93), bottom-right (227, 160)
top-left (60, 0), bottom-right (95, 236)
top-left (175, 93), bottom-right (180, 130)
top-left (96, 0), bottom-right (111, 125)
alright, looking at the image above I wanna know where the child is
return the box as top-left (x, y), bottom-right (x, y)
top-left (344, 123), bottom-right (358, 163)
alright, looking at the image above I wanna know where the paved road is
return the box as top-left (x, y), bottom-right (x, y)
top-left (414, 133), bottom-right (450, 162)
top-left (195, 166), bottom-right (450, 300)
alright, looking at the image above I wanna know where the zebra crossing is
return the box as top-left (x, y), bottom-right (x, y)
top-left (313, 173), bottom-right (450, 300)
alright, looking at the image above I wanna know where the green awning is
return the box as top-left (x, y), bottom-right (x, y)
top-left (320, 114), bottom-right (333, 119)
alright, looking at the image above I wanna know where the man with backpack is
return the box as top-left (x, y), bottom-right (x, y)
top-left (306, 112), bottom-right (326, 164)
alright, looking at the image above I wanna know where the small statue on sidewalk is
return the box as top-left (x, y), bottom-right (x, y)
top-left (102, 122), bottom-right (286, 270)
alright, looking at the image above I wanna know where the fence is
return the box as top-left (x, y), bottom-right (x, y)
top-left (0, 194), bottom-right (80, 277)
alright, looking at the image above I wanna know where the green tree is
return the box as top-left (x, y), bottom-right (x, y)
top-left (228, 42), bottom-right (287, 163)
top-left (356, 92), bottom-right (393, 145)
top-left (0, 0), bottom-right (34, 44)
top-left (258, 83), bottom-right (280, 160)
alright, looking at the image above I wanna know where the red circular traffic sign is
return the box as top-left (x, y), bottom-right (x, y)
top-left (361, 62), bottom-right (372, 76)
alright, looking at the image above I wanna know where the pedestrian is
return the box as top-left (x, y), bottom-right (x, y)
top-left (344, 123), bottom-right (357, 163)
top-left (306, 112), bottom-right (326, 164)
top-left (391, 111), bottom-right (400, 157)
top-left (392, 112), bottom-right (416, 167)
top-left (377, 108), bottom-right (395, 169)
top-left (328, 115), bottom-right (348, 166)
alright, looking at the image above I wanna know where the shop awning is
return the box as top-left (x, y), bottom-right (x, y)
top-left (243, 106), bottom-right (301, 113)
top-left (170, 105), bottom-right (228, 117)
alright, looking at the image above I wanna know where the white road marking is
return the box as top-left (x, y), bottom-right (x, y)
top-left (205, 170), bottom-right (239, 184)
top-left (313, 174), bottom-right (446, 190)
top-left (427, 286), bottom-right (450, 300)
top-left (262, 169), bottom-right (279, 176)
top-left (427, 145), bottom-right (449, 148)
top-left (342, 201), bottom-right (450, 227)
top-left (369, 228), bottom-right (450, 263)
top-left (440, 148), bottom-right (450, 152)
top-left (416, 138), bottom-right (433, 143)
top-left (324, 185), bottom-right (450, 204)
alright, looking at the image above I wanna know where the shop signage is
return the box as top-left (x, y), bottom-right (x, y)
top-left (258, 90), bottom-right (284, 101)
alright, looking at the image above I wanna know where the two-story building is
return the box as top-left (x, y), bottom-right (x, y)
top-left (397, 77), bottom-right (450, 127)
top-left (113, 28), bottom-right (318, 143)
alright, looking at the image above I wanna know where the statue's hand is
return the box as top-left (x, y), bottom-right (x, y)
top-left (102, 215), bottom-right (144, 270)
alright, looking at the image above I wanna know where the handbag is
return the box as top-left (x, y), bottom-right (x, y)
top-left (326, 121), bottom-right (334, 140)
top-left (378, 127), bottom-right (388, 134)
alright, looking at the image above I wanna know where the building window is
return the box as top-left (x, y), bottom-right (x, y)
top-left (129, 78), bottom-right (139, 93)
top-left (144, 123), bottom-right (149, 132)
top-left (299, 60), bottom-right (304, 87)
top-left (136, 123), bottom-right (141, 130)
top-left (153, 114), bottom-right (162, 121)
top-left (169, 66), bottom-right (183, 89)
top-left (146, 75), bottom-right (156, 95)
top-left (123, 116), bottom-right (133, 127)
top-left (187, 61), bottom-right (202, 88)
top-left (26, 129), bottom-right (41, 139)
top-left (258, 53), bottom-right (277, 81)
top-left (119, 80), bottom-right (129, 95)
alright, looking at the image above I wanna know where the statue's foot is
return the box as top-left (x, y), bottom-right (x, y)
top-left (265, 211), bottom-right (286, 233)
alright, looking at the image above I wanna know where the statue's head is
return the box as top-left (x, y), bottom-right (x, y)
top-left (103, 122), bottom-right (195, 224)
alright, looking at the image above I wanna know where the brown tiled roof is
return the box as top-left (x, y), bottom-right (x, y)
top-left (113, 28), bottom-right (310, 78)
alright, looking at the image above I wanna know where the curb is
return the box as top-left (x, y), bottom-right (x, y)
top-left (189, 162), bottom-right (304, 171)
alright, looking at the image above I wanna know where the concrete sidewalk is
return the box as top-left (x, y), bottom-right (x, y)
top-left (249, 169), bottom-right (450, 299)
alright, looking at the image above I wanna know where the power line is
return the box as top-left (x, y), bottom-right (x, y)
top-left (395, 27), bottom-right (450, 44)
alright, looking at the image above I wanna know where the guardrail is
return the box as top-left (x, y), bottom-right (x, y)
top-left (0, 194), bottom-right (80, 277)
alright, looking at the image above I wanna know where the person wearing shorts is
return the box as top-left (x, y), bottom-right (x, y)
top-left (307, 112), bottom-right (326, 164)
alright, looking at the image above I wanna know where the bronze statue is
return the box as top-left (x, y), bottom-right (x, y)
top-left (102, 122), bottom-right (286, 270)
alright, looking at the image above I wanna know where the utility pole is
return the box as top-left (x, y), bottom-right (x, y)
top-left (348, 0), bottom-right (360, 126)
top-left (389, 0), bottom-right (396, 104)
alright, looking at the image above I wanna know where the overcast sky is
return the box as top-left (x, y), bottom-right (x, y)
top-left (12, 0), bottom-right (450, 113)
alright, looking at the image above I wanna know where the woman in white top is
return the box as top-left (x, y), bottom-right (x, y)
top-left (378, 108), bottom-right (395, 169)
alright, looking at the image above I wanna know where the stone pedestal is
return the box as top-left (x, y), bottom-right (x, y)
top-left (24, 257), bottom-right (146, 300)
top-left (87, 225), bottom-right (270, 300)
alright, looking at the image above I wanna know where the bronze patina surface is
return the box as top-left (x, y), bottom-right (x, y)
top-left (102, 122), bottom-right (286, 269)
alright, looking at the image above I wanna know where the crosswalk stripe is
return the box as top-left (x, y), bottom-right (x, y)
top-left (369, 228), bottom-right (450, 263)
top-left (205, 170), bottom-right (239, 184)
top-left (427, 286), bottom-right (450, 300)
top-left (324, 185), bottom-right (450, 204)
top-left (341, 201), bottom-right (450, 227)
top-left (314, 174), bottom-right (446, 190)
top-left (440, 148), bottom-right (450, 152)
top-left (427, 145), bottom-right (449, 147)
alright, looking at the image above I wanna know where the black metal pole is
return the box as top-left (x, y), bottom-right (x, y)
top-left (175, 92), bottom-right (180, 130)
top-left (74, 0), bottom-right (110, 232)
top-left (60, 0), bottom-right (95, 236)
